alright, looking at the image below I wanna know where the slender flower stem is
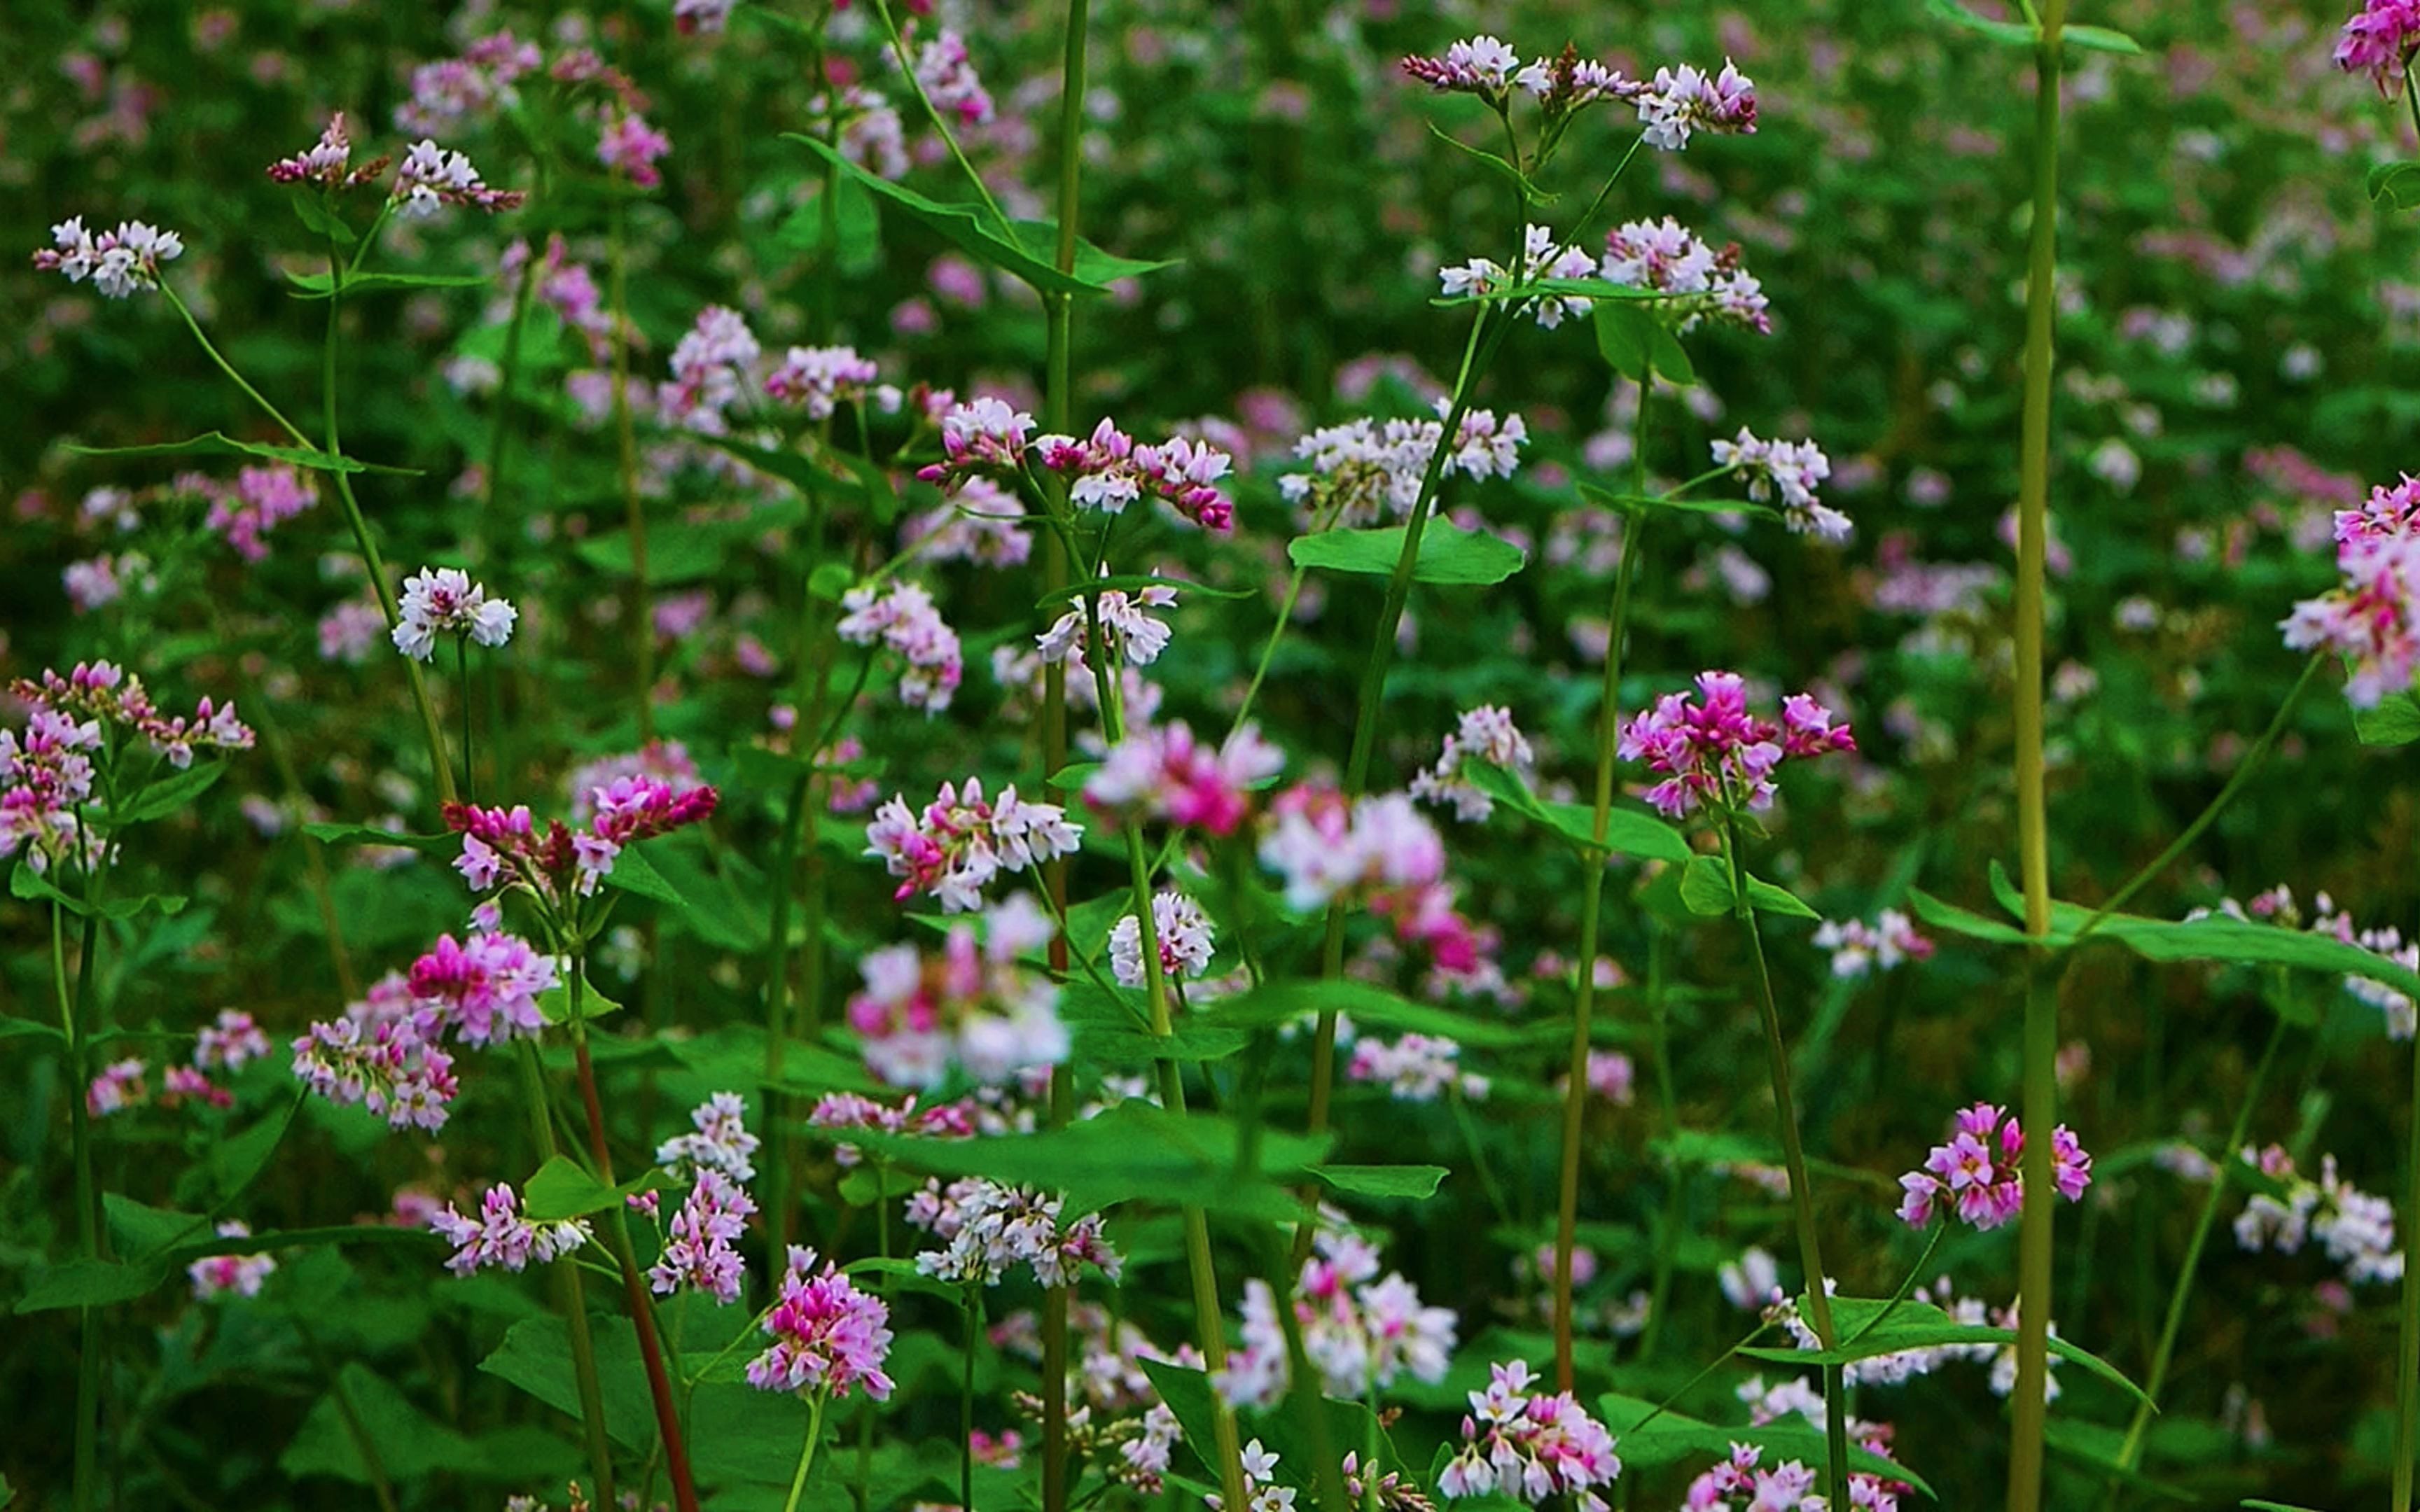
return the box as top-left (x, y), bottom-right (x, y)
top-left (514, 1041), bottom-right (618, 1506)
top-left (1721, 813), bottom-right (1847, 1507)
top-left (2399, 988), bottom-right (2420, 1512)
top-left (2108, 1013), bottom-right (2286, 1490)
top-left (58, 895), bottom-right (101, 1512)
top-left (1639, 924), bottom-right (1683, 1362)
top-left (456, 638), bottom-right (475, 801)
top-left (606, 186), bottom-right (655, 743)
top-left (2008, 6), bottom-right (2069, 1504)
top-left (961, 1290), bottom-right (981, 1512)
top-left (567, 972), bottom-right (702, 1512)
top-left (868, 0), bottom-right (1015, 237)
top-left (781, 1390), bottom-right (831, 1512)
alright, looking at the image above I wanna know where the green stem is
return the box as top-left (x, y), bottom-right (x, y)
top-left (961, 1289), bottom-right (980, 1512)
top-left (868, 0), bottom-right (1015, 237)
top-left (781, 1390), bottom-right (831, 1512)
top-left (59, 896), bottom-right (100, 1512)
top-left (1721, 813), bottom-right (1847, 1507)
top-left (1639, 925), bottom-right (1683, 1363)
top-left (457, 638), bottom-right (475, 801)
top-left (2400, 993), bottom-right (2420, 1512)
top-left (2009, 5), bottom-right (2069, 1504)
top-left (606, 186), bottom-right (655, 744)
top-left (2109, 1014), bottom-right (2286, 1485)
top-left (515, 1041), bottom-right (618, 1506)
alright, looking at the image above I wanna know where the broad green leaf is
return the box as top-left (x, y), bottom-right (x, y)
top-left (534, 974), bottom-right (624, 1026)
top-left (601, 846), bottom-right (689, 910)
top-left (1926, 0), bottom-right (2036, 46)
top-left (1314, 1164), bottom-right (1448, 1200)
top-left (691, 433), bottom-right (867, 502)
top-left (281, 1364), bottom-right (496, 1483)
top-left (2355, 690), bottom-right (2420, 745)
top-left (788, 135), bottom-right (1176, 296)
top-left (1289, 521), bottom-right (1526, 586)
top-left (13, 1258), bottom-right (169, 1314)
top-left (1210, 979), bottom-right (1546, 1048)
top-left (1741, 1296), bottom-right (2150, 1405)
top-left (300, 821), bottom-right (456, 854)
top-left (480, 1315), bottom-right (657, 1448)
top-left (112, 761), bottom-right (226, 825)
top-left (1461, 762), bottom-right (1694, 863)
top-left (1062, 981), bottom-right (1251, 1065)
top-left (1594, 301), bottom-right (1693, 384)
top-left (66, 433), bottom-right (394, 474)
top-left (2369, 163), bottom-right (2420, 211)
top-left (288, 270), bottom-right (490, 299)
top-left (0, 1018), bottom-right (67, 1047)
top-left (573, 526), bottom-right (739, 584)
top-left (1680, 855), bottom-right (1821, 920)
top-left (2064, 24), bottom-right (2144, 54)
top-left (288, 195), bottom-right (357, 247)
top-left (522, 1154), bottom-right (662, 1222)
top-left (8, 864), bottom-right (187, 920)
top-left (1594, 1393), bottom-right (1931, 1494)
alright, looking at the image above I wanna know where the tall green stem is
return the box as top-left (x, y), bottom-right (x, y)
top-left (2399, 993), bottom-right (2420, 1512)
top-left (1722, 815), bottom-right (1847, 1506)
top-left (781, 1390), bottom-right (830, 1512)
top-left (514, 1042), bottom-right (618, 1506)
top-left (2009, 6), bottom-right (2068, 1504)
top-left (606, 188), bottom-right (655, 743)
top-left (58, 897), bottom-right (100, 1512)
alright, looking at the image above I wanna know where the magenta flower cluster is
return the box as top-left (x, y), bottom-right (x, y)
top-left (1896, 1102), bottom-right (2093, 1232)
top-left (2281, 475), bottom-right (2420, 708)
top-left (746, 1245), bottom-right (896, 1401)
top-left (448, 774), bottom-right (719, 907)
top-left (863, 777), bottom-right (1081, 913)
top-left (1436, 1359), bottom-right (1622, 1508)
top-left (1618, 671), bottom-right (1854, 820)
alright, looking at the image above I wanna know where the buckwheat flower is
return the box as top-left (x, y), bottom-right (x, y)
top-left (659, 304), bottom-right (760, 433)
top-left (765, 344), bottom-right (880, 417)
top-left (1219, 1227), bottom-right (1456, 1409)
top-left (407, 930), bottom-right (557, 1046)
top-left (1349, 1032), bottom-right (1487, 1102)
top-left (837, 580), bottom-right (965, 713)
top-left (1814, 910), bottom-right (1934, 979)
top-left (394, 566), bottom-right (517, 660)
top-left (1258, 788), bottom-right (1445, 912)
top-left (1572, 1049), bottom-right (1635, 1105)
top-left (1401, 35), bottom-right (1523, 100)
top-left (1437, 1359), bottom-right (1622, 1506)
top-left (1618, 671), bottom-right (1851, 820)
top-left (848, 894), bottom-right (1066, 1086)
top-left (1279, 407), bottom-right (1531, 528)
top-left (266, 113), bottom-right (382, 188)
top-left (1108, 892), bottom-right (1216, 987)
top-left (648, 1168), bottom-right (756, 1303)
top-left (195, 1009), bottom-right (272, 1072)
top-left (1896, 1102), bottom-right (2092, 1231)
top-left (1085, 722), bottom-right (1284, 837)
top-left (1711, 429), bottom-right (1848, 541)
top-left (865, 779), bottom-right (1080, 913)
top-left (88, 1058), bottom-right (148, 1116)
top-left (34, 216), bottom-right (183, 299)
top-left (596, 111), bottom-right (672, 188)
top-left (748, 1245), bottom-right (896, 1400)
top-left (445, 778), bottom-right (717, 909)
top-left (318, 599), bottom-right (385, 664)
top-left (2283, 485), bottom-right (2420, 706)
top-left (200, 465), bottom-right (319, 562)
top-left (429, 1184), bottom-right (591, 1275)
top-left (1514, 46), bottom-right (1633, 115)
top-left (656, 1092), bottom-right (761, 1182)
top-left (2339, 0), bottom-right (2420, 93)
top-left (919, 397), bottom-right (1035, 491)
top-left (673, 0), bottom-right (737, 35)
top-left (1718, 1247), bottom-right (1780, 1311)
top-left (911, 29), bottom-right (995, 125)
top-left (292, 974), bottom-right (460, 1130)
top-left (1599, 218), bottom-right (1769, 334)
top-left (1031, 419), bottom-right (1239, 531)
top-left (188, 1222), bottom-right (278, 1300)
top-left (1039, 576), bottom-right (1181, 669)
top-left (1411, 704), bottom-right (1536, 822)
top-left (808, 1089), bottom-right (978, 1166)
top-left (392, 139), bottom-right (523, 216)
top-left (1631, 59), bottom-right (1756, 150)
top-left (160, 1065), bottom-right (232, 1110)
top-left (905, 478), bottom-right (1031, 567)
top-left (2236, 1146), bottom-right (2404, 1284)
top-left (906, 1177), bottom-right (1122, 1288)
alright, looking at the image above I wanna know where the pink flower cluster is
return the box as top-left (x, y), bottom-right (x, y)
top-left (649, 1168), bottom-right (757, 1304)
top-left (392, 139), bottom-right (524, 216)
top-left (847, 894), bottom-right (1066, 1087)
top-left (397, 30), bottom-right (543, 135)
top-left (187, 1222), bottom-right (279, 1301)
top-left (910, 29), bottom-right (995, 125)
top-left (1599, 219), bottom-right (1769, 335)
top-left (1814, 910), bottom-right (1934, 979)
top-left (504, 234), bottom-right (616, 361)
top-left (33, 216), bottom-right (183, 299)
top-left (837, 580), bottom-right (964, 713)
top-left (808, 1089), bottom-right (978, 1166)
top-left (1038, 578), bottom-right (1180, 670)
top-left (2281, 475), bottom-right (2420, 708)
top-left (1401, 35), bottom-right (1634, 114)
top-left (2338, 0), bottom-right (2420, 94)
top-left (429, 1183), bottom-right (592, 1275)
top-left (291, 974), bottom-right (459, 1130)
top-left (1631, 60), bottom-right (1757, 150)
top-left (2235, 1144), bottom-right (2404, 1285)
top-left (183, 465), bottom-right (319, 562)
top-left (1279, 405), bottom-right (1529, 528)
top-left (1401, 35), bottom-right (1524, 98)
top-left (1218, 1225), bottom-right (1457, 1406)
top-left (1618, 671), bottom-right (1854, 820)
top-left (1032, 419), bottom-right (1239, 531)
top-left (1438, 223), bottom-right (1600, 330)
top-left (448, 774), bottom-right (718, 906)
top-left (918, 397), bottom-right (1035, 490)
top-left (906, 479), bottom-right (1031, 567)
top-left (265, 113), bottom-right (384, 190)
top-left (1107, 891), bottom-right (1216, 988)
top-left (1437, 1359), bottom-right (1623, 1508)
top-left (394, 566), bottom-right (517, 661)
top-left (864, 778), bottom-right (1082, 913)
top-left (658, 304), bottom-right (760, 435)
top-left (765, 344), bottom-right (882, 418)
top-left (1347, 1031), bottom-right (1489, 1102)
top-left (1085, 721), bottom-right (1284, 837)
top-left (1683, 1440), bottom-right (1898, 1511)
top-left (747, 1245), bottom-right (896, 1401)
top-left (10, 662), bottom-right (255, 837)
top-left (1711, 429), bottom-right (1846, 541)
top-left (906, 1175), bottom-right (1122, 1288)
top-left (656, 1091), bottom-right (761, 1182)
top-left (1896, 1102), bottom-right (2092, 1231)
top-left (1410, 704), bottom-right (1535, 822)
top-left (405, 930), bottom-right (558, 1046)
top-left (597, 110), bottom-right (674, 188)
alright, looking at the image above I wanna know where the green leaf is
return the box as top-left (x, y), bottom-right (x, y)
top-left (281, 1364), bottom-right (494, 1483)
top-left (1210, 979), bottom-right (1546, 1049)
top-left (2356, 690), bottom-right (2420, 744)
top-left (288, 195), bottom-right (357, 247)
top-left (1035, 573), bottom-right (1253, 609)
top-left (1423, 121), bottom-right (1556, 203)
top-left (522, 1155), bottom-right (662, 1222)
top-left (690, 433), bottom-right (866, 501)
top-left (65, 433), bottom-right (392, 475)
top-left (112, 762), bottom-right (226, 826)
top-left (1576, 481), bottom-right (1779, 524)
top-left (1741, 1296), bottom-right (2151, 1405)
top-left (1288, 522), bottom-right (1526, 586)
top-left (534, 974), bottom-right (624, 1026)
top-left (1680, 855), bottom-right (1820, 920)
top-left (13, 1258), bottom-right (169, 1313)
top-left (1461, 762), bottom-right (1695, 863)
top-left (1593, 302), bottom-right (1693, 384)
top-left (8, 865), bottom-right (187, 920)
top-left (602, 846), bottom-right (689, 910)
top-left (1925, 0), bottom-right (2036, 46)
top-left (480, 1315), bottom-right (657, 1449)
top-left (1313, 1164), bottom-right (1447, 1200)
top-left (2064, 24), bottom-right (2144, 54)
top-left (1595, 1393), bottom-right (1932, 1494)
top-left (0, 1018), bottom-right (67, 1048)
top-left (288, 270), bottom-right (491, 299)
top-left (787, 134), bottom-right (1177, 297)
top-left (299, 820), bottom-right (457, 854)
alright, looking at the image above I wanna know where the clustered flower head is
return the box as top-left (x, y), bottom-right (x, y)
top-left (837, 580), bottom-right (965, 713)
top-left (405, 929), bottom-right (558, 1046)
top-left (266, 113), bottom-right (386, 190)
top-left (1219, 1223), bottom-right (1459, 1408)
top-left (1711, 429), bottom-right (1847, 541)
top-left (185, 465), bottom-right (319, 562)
top-left (2235, 1144), bottom-right (2404, 1285)
top-left (847, 893), bottom-right (1067, 1087)
top-left (649, 1168), bottom-right (757, 1304)
top-left (187, 1222), bottom-right (279, 1301)
top-left (429, 1183), bottom-right (592, 1275)
top-left (764, 344), bottom-right (883, 418)
top-left (1349, 1032), bottom-right (1488, 1102)
top-left (906, 1176), bottom-right (1121, 1288)
top-left (1618, 671), bottom-right (1853, 820)
top-left (1630, 59), bottom-right (1758, 150)
top-left (1437, 1359), bottom-right (1622, 1507)
top-left (1814, 910), bottom-right (1934, 979)
top-left (907, 479), bottom-right (1031, 568)
top-left (1401, 34), bottom-right (1525, 99)
top-left (3, 662), bottom-right (255, 872)
top-left (448, 774), bottom-right (718, 908)
top-left (2337, 0), bottom-right (2420, 94)
top-left (1410, 705), bottom-right (1535, 822)
top-left (291, 974), bottom-right (460, 1130)
top-left (1600, 219), bottom-right (1769, 335)
top-left (33, 216), bottom-right (183, 299)
top-left (1258, 789), bottom-right (1445, 911)
top-left (1038, 576), bottom-right (1180, 670)
top-left (910, 28), bottom-right (996, 125)
top-left (393, 566), bottom-right (517, 661)
top-left (1085, 721), bottom-right (1285, 837)
top-left (1280, 405), bottom-right (1528, 529)
top-left (748, 1245), bottom-right (896, 1400)
top-left (2281, 475), bottom-right (2420, 708)
top-left (658, 304), bottom-right (760, 434)
top-left (655, 1091), bottom-right (760, 1182)
top-left (1896, 1102), bottom-right (2092, 1231)
top-left (809, 1089), bottom-right (978, 1166)
top-left (392, 139), bottom-right (524, 216)
top-left (1108, 890), bottom-right (1216, 987)
top-left (917, 397), bottom-right (1036, 490)
top-left (865, 778), bottom-right (1082, 913)
top-left (1029, 419), bottom-right (1239, 532)
top-left (1438, 223), bottom-right (1600, 330)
